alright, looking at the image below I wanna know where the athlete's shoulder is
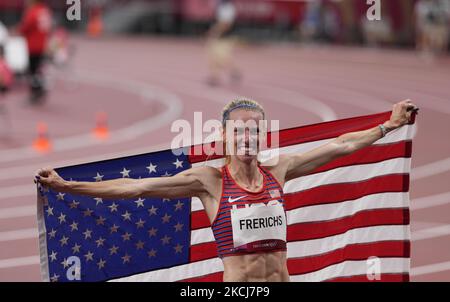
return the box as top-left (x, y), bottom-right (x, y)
top-left (185, 165), bottom-right (222, 180)
top-left (259, 154), bottom-right (291, 187)
top-left (185, 165), bottom-right (223, 199)
top-left (260, 154), bottom-right (291, 172)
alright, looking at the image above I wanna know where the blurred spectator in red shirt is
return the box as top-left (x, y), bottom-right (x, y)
top-left (19, 0), bottom-right (52, 105)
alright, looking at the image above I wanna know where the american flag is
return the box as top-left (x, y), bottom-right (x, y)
top-left (37, 111), bottom-right (414, 282)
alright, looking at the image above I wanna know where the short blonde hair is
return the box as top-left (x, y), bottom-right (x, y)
top-left (221, 97), bottom-right (265, 126)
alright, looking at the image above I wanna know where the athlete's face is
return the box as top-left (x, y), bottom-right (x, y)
top-left (224, 109), bottom-right (265, 164)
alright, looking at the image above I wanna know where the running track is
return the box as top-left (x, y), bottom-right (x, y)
top-left (0, 36), bottom-right (449, 281)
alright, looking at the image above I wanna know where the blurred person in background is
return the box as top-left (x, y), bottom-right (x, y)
top-left (48, 26), bottom-right (70, 68)
top-left (206, 0), bottom-right (242, 87)
top-left (415, 0), bottom-right (449, 58)
top-left (361, 2), bottom-right (394, 48)
top-left (322, 2), bottom-right (341, 43)
top-left (0, 21), bottom-right (8, 47)
top-left (299, 0), bottom-right (323, 42)
top-left (19, 0), bottom-right (52, 105)
top-left (0, 37), bottom-right (13, 139)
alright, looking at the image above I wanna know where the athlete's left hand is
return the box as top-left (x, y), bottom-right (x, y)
top-left (386, 99), bottom-right (419, 129)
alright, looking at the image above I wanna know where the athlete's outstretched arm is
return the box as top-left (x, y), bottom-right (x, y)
top-left (34, 167), bottom-right (209, 200)
top-left (283, 100), bottom-right (418, 182)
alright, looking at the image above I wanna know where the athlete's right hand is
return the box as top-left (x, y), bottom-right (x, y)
top-left (34, 167), bottom-right (67, 192)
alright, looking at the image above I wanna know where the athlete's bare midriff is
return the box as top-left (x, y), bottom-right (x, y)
top-left (222, 251), bottom-right (290, 282)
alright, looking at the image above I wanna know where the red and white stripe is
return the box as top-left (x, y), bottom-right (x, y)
top-left (113, 112), bottom-right (413, 282)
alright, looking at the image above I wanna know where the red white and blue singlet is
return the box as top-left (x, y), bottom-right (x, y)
top-left (211, 164), bottom-right (287, 258)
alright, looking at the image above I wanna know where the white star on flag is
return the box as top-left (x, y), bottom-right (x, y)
top-left (94, 198), bottom-right (103, 205)
top-left (48, 229), bottom-right (57, 239)
top-left (69, 200), bottom-right (79, 209)
top-left (83, 229), bottom-right (92, 239)
top-left (57, 213), bottom-right (66, 224)
top-left (146, 162), bottom-right (157, 174)
top-left (161, 213), bottom-right (171, 224)
top-left (97, 259), bottom-right (106, 269)
top-left (109, 245), bottom-right (119, 255)
top-left (174, 222), bottom-right (184, 232)
top-left (46, 206), bottom-right (54, 216)
top-left (95, 237), bottom-right (106, 247)
top-left (59, 236), bottom-right (69, 247)
top-left (147, 227), bottom-right (157, 237)
top-left (110, 224), bottom-right (119, 234)
top-left (49, 251), bottom-right (57, 262)
top-left (161, 235), bottom-right (171, 245)
top-left (50, 274), bottom-right (59, 282)
top-left (108, 202), bottom-right (118, 212)
top-left (121, 254), bottom-right (131, 264)
top-left (84, 251), bottom-right (94, 262)
top-left (148, 205), bottom-right (158, 216)
top-left (61, 258), bottom-right (69, 269)
top-left (56, 192), bottom-right (65, 201)
top-left (69, 221), bottom-right (78, 231)
top-left (147, 249), bottom-right (157, 258)
top-left (121, 211), bottom-right (132, 221)
top-left (93, 173), bottom-right (104, 182)
top-left (96, 216), bottom-right (106, 225)
top-left (120, 167), bottom-right (131, 178)
top-left (135, 241), bottom-right (145, 250)
top-left (121, 232), bottom-right (132, 241)
top-left (134, 198), bottom-right (145, 208)
top-left (173, 158), bottom-right (184, 169)
top-left (174, 244), bottom-right (183, 254)
top-left (83, 208), bottom-right (93, 217)
top-left (135, 219), bottom-right (146, 229)
top-left (72, 243), bottom-right (81, 254)
top-left (174, 200), bottom-right (183, 211)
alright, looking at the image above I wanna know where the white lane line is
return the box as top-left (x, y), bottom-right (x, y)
top-left (411, 157), bottom-right (450, 181)
top-left (0, 256), bottom-right (40, 269)
top-left (0, 205), bottom-right (35, 219)
top-left (0, 228), bottom-right (37, 242)
top-left (246, 83), bottom-right (337, 122)
top-left (0, 184), bottom-right (35, 200)
top-left (411, 260), bottom-right (450, 277)
top-left (101, 57), bottom-right (336, 123)
top-left (245, 68), bottom-right (394, 112)
top-left (0, 69), bottom-right (183, 163)
top-left (411, 192), bottom-right (450, 211)
top-left (412, 225), bottom-right (450, 241)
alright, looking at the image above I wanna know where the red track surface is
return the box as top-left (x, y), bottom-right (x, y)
top-left (0, 36), bottom-right (449, 281)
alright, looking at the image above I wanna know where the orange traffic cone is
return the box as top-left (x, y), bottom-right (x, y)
top-left (93, 111), bottom-right (109, 140)
top-left (87, 9), bottom-right (103, 38)
top-left (32, 122), bottom-right (52, 153)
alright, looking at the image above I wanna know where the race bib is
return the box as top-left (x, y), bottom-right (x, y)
top-left (231, 200), bottom-right (286, 249)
